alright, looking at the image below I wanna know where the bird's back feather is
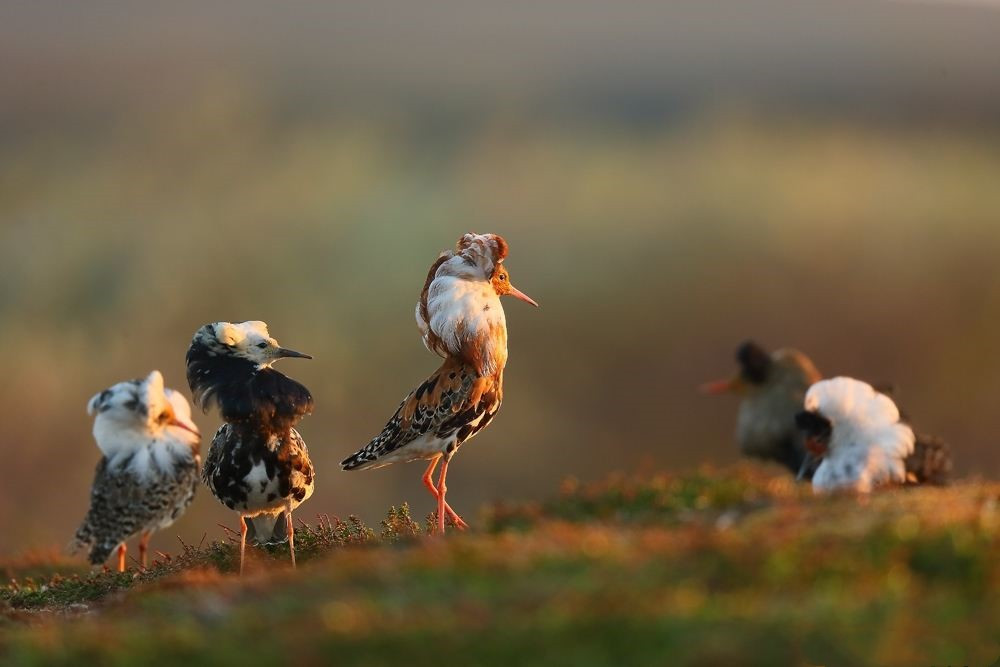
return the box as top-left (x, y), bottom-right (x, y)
top-left (342, 357), bottom-right (502, 470)
top-left (72, 454), bottom-right (199, 565)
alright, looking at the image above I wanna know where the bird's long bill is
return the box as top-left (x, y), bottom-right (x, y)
top-left (169, 416), bottom-right (201, 437)
top-left (508, 284), bottom-right (539, 307)
top-left (699, 374), bottom-right (745, 395)
top-left (277, 347), bottom-right (313, 360)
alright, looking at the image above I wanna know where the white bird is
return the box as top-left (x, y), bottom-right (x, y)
top-left (795, 377), bottom-right (915, 494)
top-left (72, 371), bottom-right (201, 571)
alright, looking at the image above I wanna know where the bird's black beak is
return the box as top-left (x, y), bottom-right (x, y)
top-left (277, 348), bottom-right (313, 360)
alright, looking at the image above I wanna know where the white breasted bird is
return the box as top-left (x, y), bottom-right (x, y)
top-left (72, 371), bottom-right (201, 572)
top-left (186, 321), bottom-right (314, 574)
top-left (341, 233), bottom-right (538, 534)
top-left (795, 377), bottom-right (921, 494)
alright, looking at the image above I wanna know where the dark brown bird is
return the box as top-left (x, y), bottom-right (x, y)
top-left (702, 341), bottom-right (821, 477)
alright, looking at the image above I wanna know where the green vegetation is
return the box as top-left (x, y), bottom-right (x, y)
top-left (2, 466), bottom-right (997, 666)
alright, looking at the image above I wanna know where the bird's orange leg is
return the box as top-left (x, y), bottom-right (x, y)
top-left (239, 515), bottom-right (248, 576)
top-left (117, 544), bottom-right (126, 573)
top-left (436, 457), bottom-right (460, 535)
top-left (422, 457), bottom-right (468, 531)
top-left (285, 503), bottom-right (296, 569)
top-left (138, 532), bottom-right (150, 569)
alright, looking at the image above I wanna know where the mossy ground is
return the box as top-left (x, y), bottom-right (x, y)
top-left (2, 465), bottom-right (998, 666)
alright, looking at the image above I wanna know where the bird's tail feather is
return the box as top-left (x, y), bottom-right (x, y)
top-left (246, 512), bottom-right (289, 545)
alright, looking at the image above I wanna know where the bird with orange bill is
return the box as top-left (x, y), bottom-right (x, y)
top-left (72, 371), bottom-right (201, 572)
top-left (341, 233), bottom-right (538, 534)
top-left (702, 340), bottom-right (821, 477)
top-left (704, 341), bottom-right (952, 485)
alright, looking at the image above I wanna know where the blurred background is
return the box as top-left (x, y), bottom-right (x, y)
top-left (3, 0), bottom-right (1000, 556)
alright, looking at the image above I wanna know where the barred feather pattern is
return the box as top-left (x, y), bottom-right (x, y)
top-left (341, 357), bottom-right (502, 470)
top-left (72, 454), bottom-right (200, 565)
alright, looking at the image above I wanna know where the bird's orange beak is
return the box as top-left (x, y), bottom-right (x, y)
top-left (507, 284), bottom-right (539, 307)
top-left (170, 417), bottom-right (200, 437)
top-left (699, 374), bottom-right (745, 395)
top-left (164, 405), bottom-right (200, 437)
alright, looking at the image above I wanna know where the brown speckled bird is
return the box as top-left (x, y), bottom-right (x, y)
top-left (341, 233), bottom-right (538, 534)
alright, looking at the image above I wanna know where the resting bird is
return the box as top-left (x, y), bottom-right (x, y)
top-left (702, 341), bottom-right (821, 477)
top-left (186, 321), bottom-right (314, 574)
top-left (72, 371), bottom-right (201, 571)
top-left (794, 377), bottom-right (920, 493)
top-left (703, 341), bottom-right (952, 484)
top-left (341, 233), bottom-right (538, 534)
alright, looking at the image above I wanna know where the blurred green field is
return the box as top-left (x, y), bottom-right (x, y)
top-left (4, 101), bottom-right (1000, 556)
top-left (2, 466), bottom-right (998, 666)
top-left (3, 5), bottom-right (1000, 664)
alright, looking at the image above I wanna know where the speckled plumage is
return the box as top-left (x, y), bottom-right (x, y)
top-left (202, 424), bottom-right (314, 516)
top-left (342, 233), bottom-right (536, 534)
top-left (341, 357), bottom-right (501, 470)
top-left (74, 455), bottom-right (199, 564)
top-left (186, 321), bottom-right (314, 562)
top-left (72, 371), bottom-right (201, 567)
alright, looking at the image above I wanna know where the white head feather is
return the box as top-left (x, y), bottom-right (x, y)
top-left (804, 377), bottom-right (915, 493)
top-left (88, 370), bottom-right (200, 477)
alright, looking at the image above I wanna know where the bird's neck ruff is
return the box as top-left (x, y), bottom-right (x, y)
top-left (186, 340), bottom-right (313, 432)
top-left (416, 256), bottom-right (509, 378)
top-left (805, 377), bottom-right (915, 492)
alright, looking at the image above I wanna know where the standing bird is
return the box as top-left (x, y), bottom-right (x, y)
top-left (794, 377), bottom-right (916, 493)
top-left (186, 321), bottom-right (314, 574)
top-left (341, 233), bottom-right (538, 534)
top-left (702, 341), bottom-right (821, 477)
top-left (72, 371), bottom-right (201, 572)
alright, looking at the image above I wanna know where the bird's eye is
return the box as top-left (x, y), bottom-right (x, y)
top-left (499, 274), bottom-right (507, 281)
top-left (157, 412), bottom-right (170, 424)
top-left (257, 342), bottom-right (268, 349)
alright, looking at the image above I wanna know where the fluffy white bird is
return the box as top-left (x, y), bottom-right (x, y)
top-left (795, 377), bottom-right (915, 494)
top-left (72, 371), bottom-right (201, 571)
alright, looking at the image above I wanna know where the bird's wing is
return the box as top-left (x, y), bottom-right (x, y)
top-left (72, 456), bottom-right (198, 565)
top-left (341, 357), bottom-right (501, 470)
top-left (416, 252), bottom-right (452, 358)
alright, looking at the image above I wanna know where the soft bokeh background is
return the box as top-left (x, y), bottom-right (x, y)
top-left (3, 1), bottom-right (1000, 556)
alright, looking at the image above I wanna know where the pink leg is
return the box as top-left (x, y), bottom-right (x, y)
top-left (239, 515), bottom-right (248, 576)
top-left (117, 543), bottom-right (127, 573)
top-left (422, 457), bottom-right (468, 531)
top-left (437, 457), bottom-right (460, 535)
top-left (285, 503), bottom-right (296, 569)
top-left (138, 532), bottom-right (150, 569)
